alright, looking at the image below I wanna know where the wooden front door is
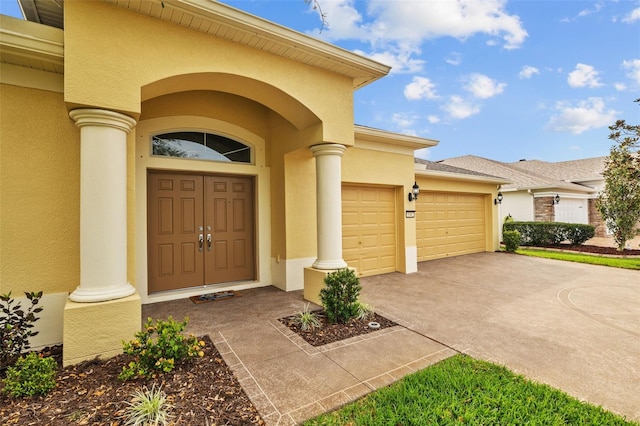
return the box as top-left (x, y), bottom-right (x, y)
top-left (148, 172), bottom-right (255, 293)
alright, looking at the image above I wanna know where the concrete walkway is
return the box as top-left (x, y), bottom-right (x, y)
top-left (143, 253), bottom-right (640, 424)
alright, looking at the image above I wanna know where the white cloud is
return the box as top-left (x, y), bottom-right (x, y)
top-left (546, 98), bottom-right (619, 134)
top-left (391, 112), bottom-right (419, 128)
top-left (622, 7), bottom-right (640, 23)
top-left (354, 43), bottom-right (425, 73)
top-left (567, 63), bottom-right (603, 88)
top-left (519, 65), bottom-right (540, 79)
top-left (427, 115), bottom-right (441, 124)
top-left (464, 73), bottom-right (506, 99)
top-left (415, 147), bottom-right (431, 160)
top-left (315, 0), bottom-right (528, 76)
top-left (614, 82), bottom-right (628, 91)
top-left (445, 52), bottom-right (462, 66)
top-left (622, 59), bottom-right (640, 86)
top-left (578, 2), bottom-right (603, 17)
top-left (404, 76), bottom-right (439, 100)
top-left (442, 96), bottom-right (481, 119)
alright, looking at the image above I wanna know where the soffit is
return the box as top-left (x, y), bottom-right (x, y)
top-left (0, 14), bottom-right (64, 74)
top-left (15, 0), bottom-right (390, 88)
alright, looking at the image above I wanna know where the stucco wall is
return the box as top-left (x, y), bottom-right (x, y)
top-left (0, 84), bottom-right (79, 296)
top-left (63, 1), bottom-right (355, 147)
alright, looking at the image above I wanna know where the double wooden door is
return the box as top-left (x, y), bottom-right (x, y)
top-left (148, 172), bottom-right (255, 293)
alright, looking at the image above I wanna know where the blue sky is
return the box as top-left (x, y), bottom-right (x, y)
top-left (2, 0), bottom-right (639, 162)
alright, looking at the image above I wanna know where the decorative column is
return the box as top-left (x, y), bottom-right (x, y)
top-left (68, 109), bottom-right (137, 302)
top-left (310, 143), bottom-right (348, 270)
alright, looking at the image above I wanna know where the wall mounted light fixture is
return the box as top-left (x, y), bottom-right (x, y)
top-left (494, 191), bottom-right (503, 205)
top-left (552, 194), bottom-right (560, 205)
top-left (408, 181), bottom-right (420, 202)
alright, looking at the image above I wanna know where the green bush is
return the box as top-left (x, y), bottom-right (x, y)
top-left (1, 291), bottom-right (44, 370)
top-left (503, 222), bottom-right (595, 247)
top-left (565, 224), bottom-right (596, 245)
top-left (502, 230), bottom-right (521, 253)
top-left (2, 352), bottom-right (57, 397)
top-left (320, 269), bottom-right (361, 324)
top-left (119, 317), bottom-right (205, 381)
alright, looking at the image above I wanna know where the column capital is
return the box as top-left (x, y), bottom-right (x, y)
top-left (310, 143), bottom-right (346, 158)
top-left (69, 108), bottom-right (136, 133)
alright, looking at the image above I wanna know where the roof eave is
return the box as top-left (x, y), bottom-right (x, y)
top-left (355, 125), bottom-right (438, 149)
top-left (415, 167), bottom-right (511, 185)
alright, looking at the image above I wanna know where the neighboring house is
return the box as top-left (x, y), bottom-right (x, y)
top-left (439, 155), bottom-right (607, 237)
top-left (0, 1), bottom-right (505, 366)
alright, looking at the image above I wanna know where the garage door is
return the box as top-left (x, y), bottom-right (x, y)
top-left (554, 198), bottom-right (588, 224)
top-left (342, 185), bottom-right (397, 277)
top-left (417, 192), bottom-right (486, 261)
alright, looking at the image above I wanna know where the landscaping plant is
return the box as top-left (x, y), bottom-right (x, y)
top-left (354, 301), bottom-right (375, 321)
top-left (596, 103), bottom-right (640, 251)
top-left (293, 303), bottom-right (322, 331)
top-left (319, 268), bottom-right (361, 324)
top-left (1, 352), bottom-right (57, 397)
top-left (1, 291), bottom-right (44, 370)
top-left (123, 384), bottom-right (173, 426)
top-left (502, 229), bottom-right (521, 253)
top-left (119, 316), bottom-right (205, 380)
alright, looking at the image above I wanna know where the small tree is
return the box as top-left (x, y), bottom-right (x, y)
top-left (596, 99), bottom-right (640, 251)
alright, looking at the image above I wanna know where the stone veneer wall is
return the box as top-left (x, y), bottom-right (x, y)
top-left (534, 196), bottom-right (555, 222)
top-left (588, 198), bottom-right (607, 237)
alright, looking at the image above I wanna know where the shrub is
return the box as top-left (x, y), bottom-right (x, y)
top-left (1, 291), bottom-right (44, 370)
top-left (292, 303), bottom-right (322, 331)
top-left (119, 317), bottom-right (205, 381)
top-left (123, 384), bottom-right (173, 426)
top-left (565, 224), bottom-right (596, 245)
top-left (502, 230), bottom-right (521, 253)
top-left (503, 222), bottom-right (595, 247)
top-left (2, 352), bottom-right (57, 397)
top-left (320, 268), bottom-right (361, 324)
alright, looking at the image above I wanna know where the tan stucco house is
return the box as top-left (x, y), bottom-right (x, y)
top-left (1, 0), bottom-right (504, 366)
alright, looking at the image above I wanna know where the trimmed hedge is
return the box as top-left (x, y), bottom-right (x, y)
top-left (503, 221), bottom-right (595, 246)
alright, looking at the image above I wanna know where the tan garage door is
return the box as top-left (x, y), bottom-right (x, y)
top-left (342, 185), bottom-right (397, 277)
top-left (417, 192), bottom-right (486, 261)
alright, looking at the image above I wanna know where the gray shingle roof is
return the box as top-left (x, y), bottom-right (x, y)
top-left (437, 155), bottom-right (600, 193)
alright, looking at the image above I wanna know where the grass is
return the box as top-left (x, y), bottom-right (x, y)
top-left (304, 355), bottom-right (638, 425)
top-left (516, 248), bottom-right (640, 270)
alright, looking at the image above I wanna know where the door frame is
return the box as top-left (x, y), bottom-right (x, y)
top-left (135, 116), bottom-right (271, 304)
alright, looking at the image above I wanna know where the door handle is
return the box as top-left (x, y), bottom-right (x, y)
top-left (198, 234), bottom-right (204, 252)
top-left (207, 233), bottom-right (212, 251)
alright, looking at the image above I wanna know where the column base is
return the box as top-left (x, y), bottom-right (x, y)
top-left (303, 266), bottom-right (357, 306)
top-left (63, 293), bottom-right (141, 366)
top-left (311, 258), bottom-right (348, 270)
top-left (69, 282), bottom-right (136, 303)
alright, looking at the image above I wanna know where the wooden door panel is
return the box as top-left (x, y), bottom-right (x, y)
top-left (204, 176), bottom-right (255, 284)
top-left (148, 173), bottom-right (204, 292)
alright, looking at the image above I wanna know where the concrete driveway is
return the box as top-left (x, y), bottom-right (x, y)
top-left (362, 252), bottom-right (640, 422)
top-left (144, 252), bottom-right (639, 424)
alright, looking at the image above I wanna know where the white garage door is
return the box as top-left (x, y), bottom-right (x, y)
top-left (417, 192), bottom-right (486, 261)
top-left (554, 198), bottom-right (588, 224)
top-left (342, 185), bottom-right (397, 277)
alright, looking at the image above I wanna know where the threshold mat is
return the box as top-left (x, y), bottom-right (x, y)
top-left (190, 290), bottom-right (241, 304)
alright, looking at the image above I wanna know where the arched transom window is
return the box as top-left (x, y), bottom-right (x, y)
top-left (152, 131), bottom-right (252, 163)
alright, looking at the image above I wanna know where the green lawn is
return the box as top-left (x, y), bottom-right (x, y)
top-left (516, 248), bottom-right (640, 270)
top-left (304, 355), bottom-right (638, 426)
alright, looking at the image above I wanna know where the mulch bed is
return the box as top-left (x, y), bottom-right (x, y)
top-left (0, 311), bottom-right (398, 425)
top-left (0, 335), bottom-right (263, 426)
top-left (279, 311), bottom-right (398, 347)
top-left (537, 244), bottom-right (640, 256)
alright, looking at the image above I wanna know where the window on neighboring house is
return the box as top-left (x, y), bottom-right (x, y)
top-left (152, 131), bottom-right (251, 163)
